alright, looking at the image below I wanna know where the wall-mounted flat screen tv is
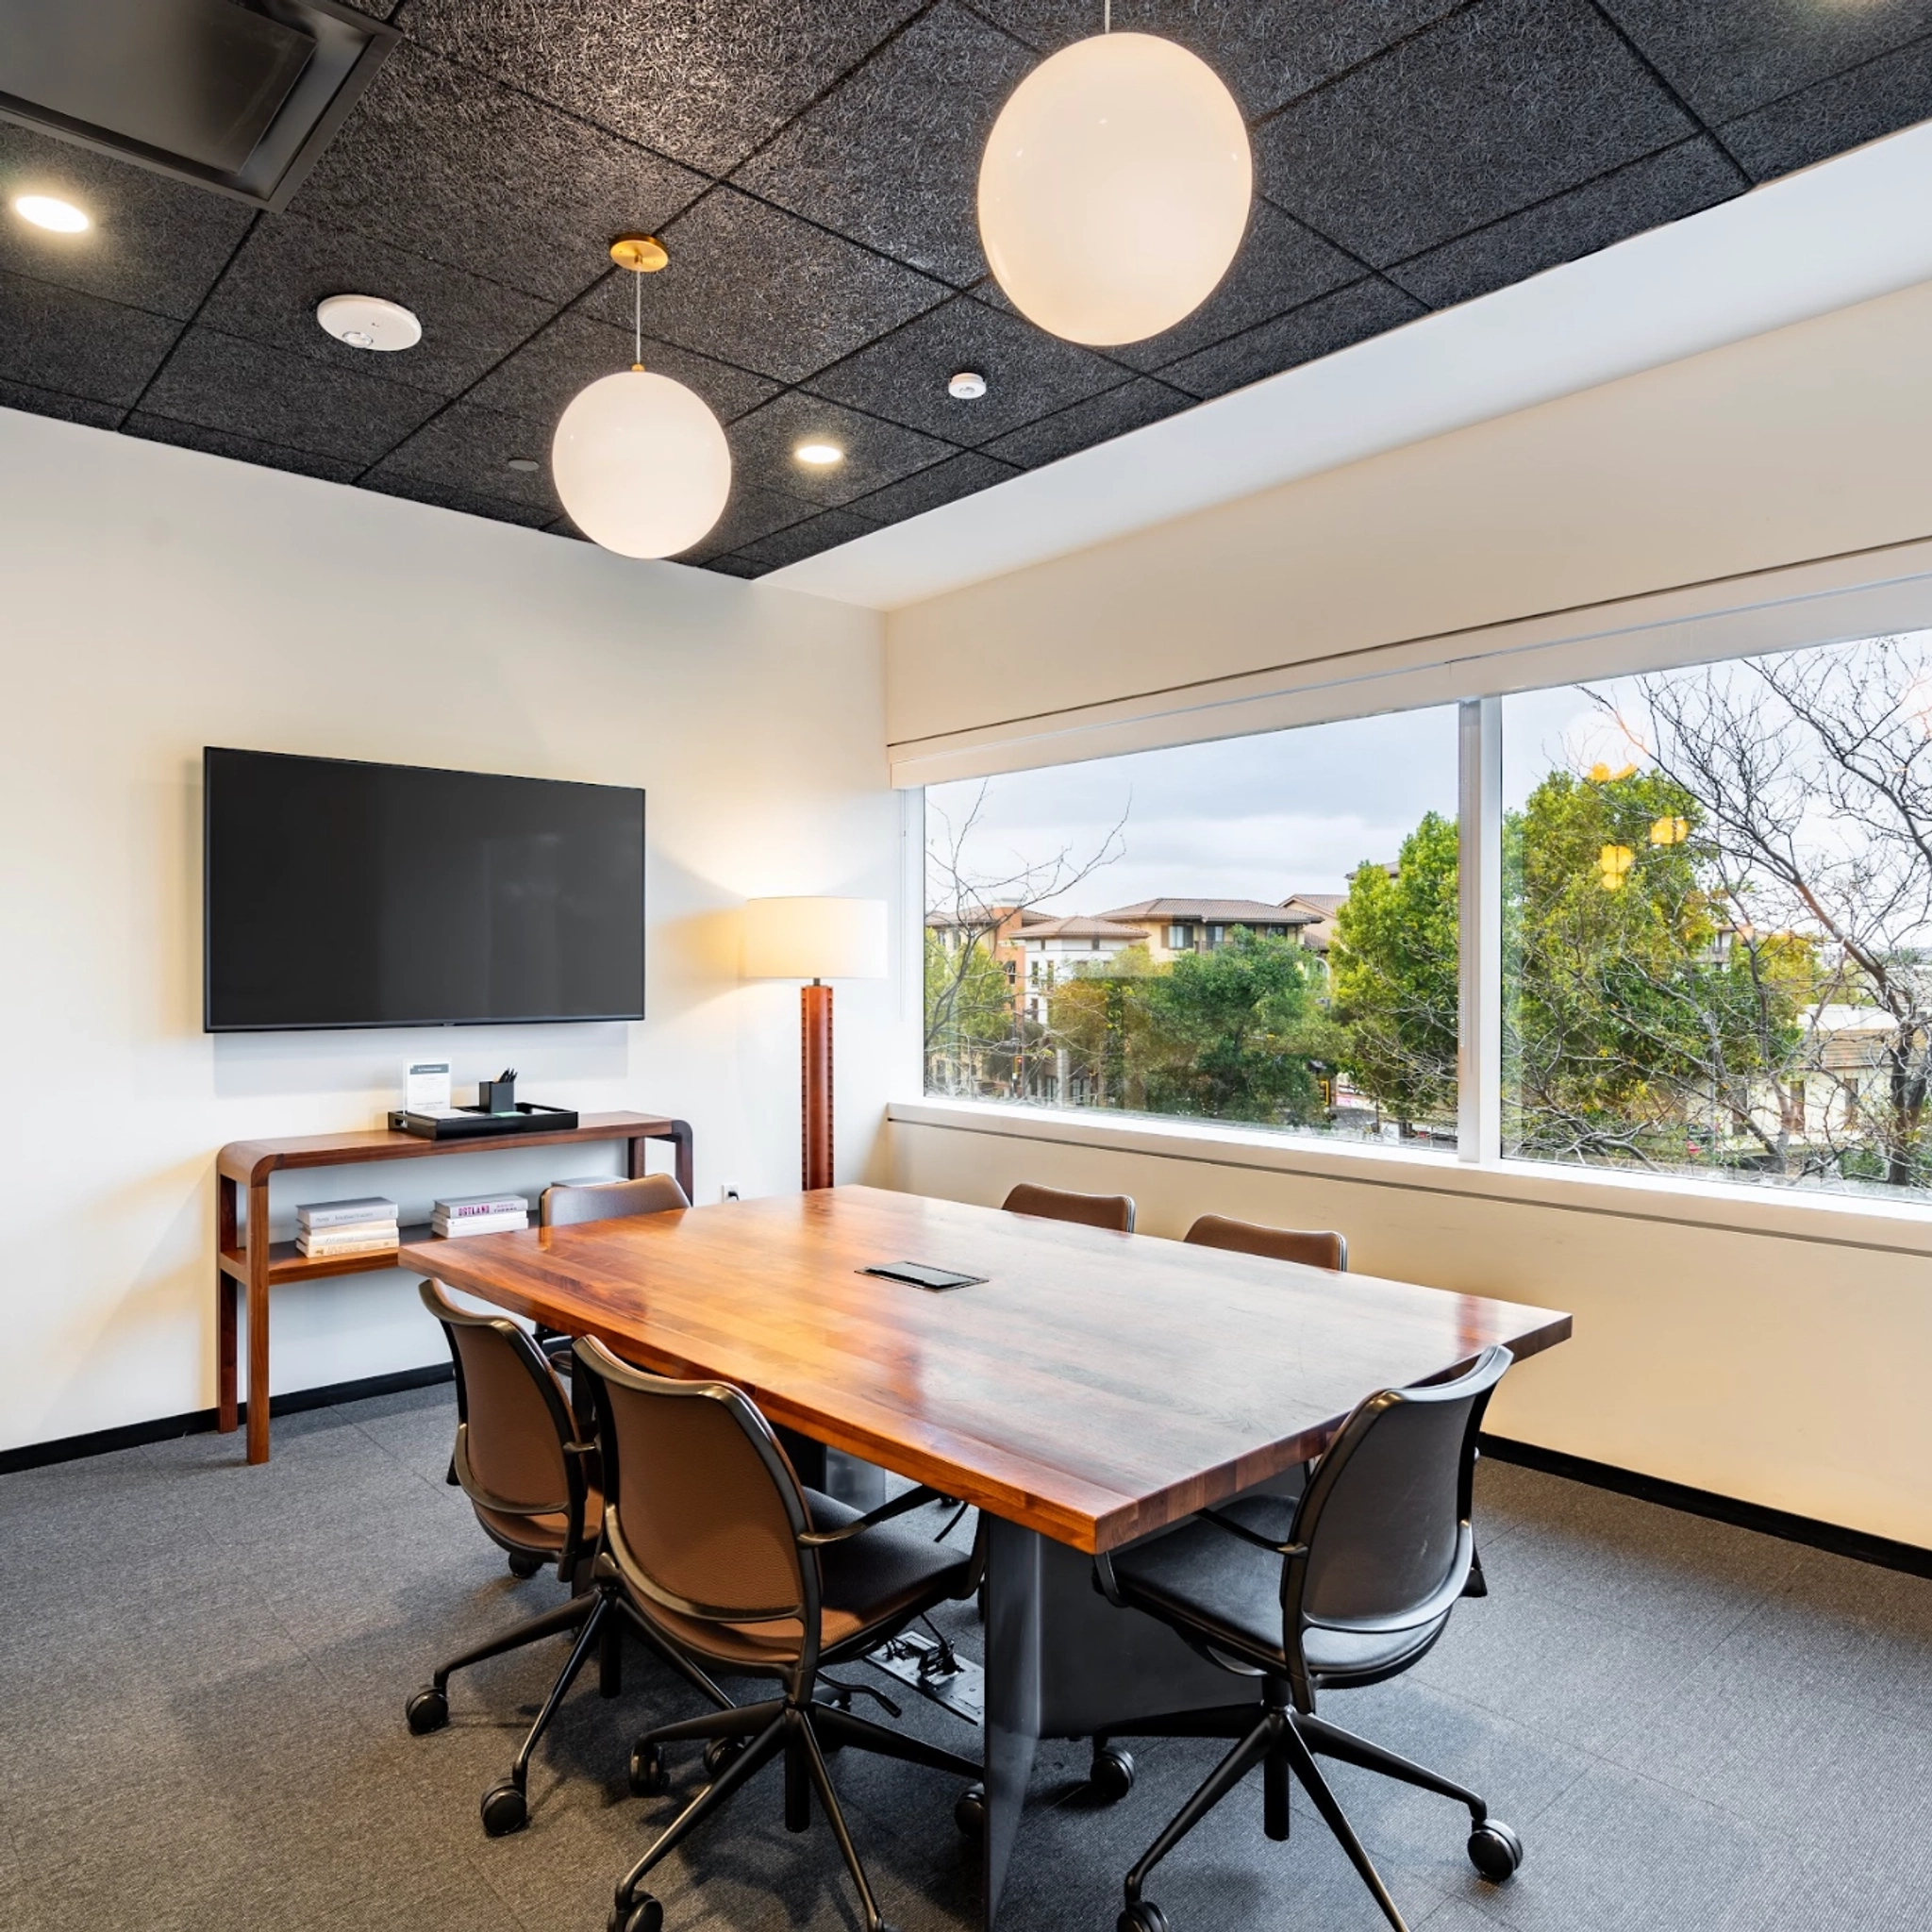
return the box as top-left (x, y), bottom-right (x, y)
top-left (204, 748), bottom-right (646, 1031)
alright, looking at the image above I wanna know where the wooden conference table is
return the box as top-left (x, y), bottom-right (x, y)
top-left (404, 1185), bottom-right (1570, 1927)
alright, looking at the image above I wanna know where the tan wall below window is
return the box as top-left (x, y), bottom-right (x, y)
top-left (877, 1113), bottom-right (1932, 1552)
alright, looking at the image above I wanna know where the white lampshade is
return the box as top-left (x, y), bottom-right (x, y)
top-left (742, 897), bottom-right (889, 981)
top-left (978, 31), bottom-right (1251, 347)
top-left (551, 368), bottom-right (731, 558)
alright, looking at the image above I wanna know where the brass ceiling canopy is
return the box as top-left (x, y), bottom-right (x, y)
top-left (609, 234), bottom-right (669, 274)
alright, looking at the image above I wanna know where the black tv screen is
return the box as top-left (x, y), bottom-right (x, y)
top-left (204, 748), bottom-right (646, 1031)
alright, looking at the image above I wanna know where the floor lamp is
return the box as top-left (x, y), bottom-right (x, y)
top-left (743, 896), bottom-right (889, 1191)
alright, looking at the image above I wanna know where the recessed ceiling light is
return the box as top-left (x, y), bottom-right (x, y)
top-left (949, 371), bottom-right (988, 400)
top-left (316, 292), bottom-right (422, 352)
top-left (794, 441), bottom-right (844, 466)
top-left (13, 194), bottom-right (89, 234)
top-left (506, 458), bottom-right (540, 473)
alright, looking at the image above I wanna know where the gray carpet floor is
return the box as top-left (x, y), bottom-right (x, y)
top-left (2, 1384), bottom-right (1928, 1932)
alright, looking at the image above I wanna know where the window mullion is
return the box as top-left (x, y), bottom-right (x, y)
top-left (1457, 698), bottom-right (1502, 1163)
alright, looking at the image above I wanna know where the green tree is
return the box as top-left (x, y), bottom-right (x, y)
top-left (924, 929), bottom-right (1015, 1095)
top-left (1138, 927), bottom-right (1324, 1124)
top-left (1329, 812), bottom-right (1460, 1129)
top-left (1044, 943), bottom-right (1157, 1108)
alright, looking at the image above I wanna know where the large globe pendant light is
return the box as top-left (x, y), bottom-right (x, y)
top-left (978, 16), bottom-right (1251, 347)
top-left (552, 236), bottom-right (731, 558)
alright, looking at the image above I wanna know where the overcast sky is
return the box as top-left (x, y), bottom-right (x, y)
top-left (924, 683), bottom-right (1673, 916)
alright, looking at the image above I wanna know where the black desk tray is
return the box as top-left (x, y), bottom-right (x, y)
top-left (388, 1103), bottom-right (581, 1141)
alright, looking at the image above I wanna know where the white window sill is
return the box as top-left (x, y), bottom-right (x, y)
top-left (888, 1096), bottom-right (1932, 1259)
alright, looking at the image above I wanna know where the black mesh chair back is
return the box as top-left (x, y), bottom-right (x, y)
top-left (422, 1279), bottom-right (580, 1534)
top-left (1282, 1346), bottom-right (1509, 1694)
top-left (541, 1173), bottom-right (691, 1227)
top-left (577, 1338), bottom-right (814, 1647)
top-left (1002, 1181), bottom-right (1136, 1233)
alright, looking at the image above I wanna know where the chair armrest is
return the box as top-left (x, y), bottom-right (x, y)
top-left (1198, 1507), bottom-right (1306, 1558)
top-left (798, 1485), bottom-right (946, 1546)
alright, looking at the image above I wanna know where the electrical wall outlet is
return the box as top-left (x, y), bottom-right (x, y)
top-left (719, 1184), bottom-right (741, 1203)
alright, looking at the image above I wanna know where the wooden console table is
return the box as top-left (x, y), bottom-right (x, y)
top-left (215, 1111), bottom-right (693, 1463)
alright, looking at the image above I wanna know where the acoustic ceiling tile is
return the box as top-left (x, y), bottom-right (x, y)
top-left (290, 41), bottom-right (708, 303)
top-left (399, 0), bottom-right (925, 175)
top-left (0, 270), bottom-right (179, 407)
top-left (1386, 138), bottom-right (1743, 311)
top-left (737, 507), bottom-right (884, 568)
top-left (196, 211), bottom-right (556, 396)
top-left (120, 412), bottom-right (363, 484)
top-left (1597, 0), bottom-right (1932, 125)
top-left (979, 375), bottom-right (1192, 469)
top-left (1155, 276), bottom-right (1424, 400)
top-left (0, 123), bottom-right (254, 321)
top-left (733, 2), bottom-right (1036, 288)
top-left (974, 0), bottom-right (1468, 121)
top-left (362, 397), bottom-right (560, 514)
top-left (0, 377), bottom-right (124, 431)
top-left (465, 310), bottom-right (780, 431)
top-left (805, 292), bottom-right (1124, 444)
top-left (698, 555), bottom-right (776, 579)
top-left (361, 470), bottom-right (558, 527)
top-left (724, 390), bottom-right (958, 508)
top-left (1103, 197), bottom-right (1365, 374)
top-left (1255, 0), bottom-right (1697, 265)
top-left (587, 188), bottom-right (952, 385)
top-left (845, 449), bottom-right (1023, 524)
top-left (140, 326), bottom-right (442, 464)
top-left (1720, 39), bottom-right (1932, 185)
top-left (674, 482), bottom-right (821, 564)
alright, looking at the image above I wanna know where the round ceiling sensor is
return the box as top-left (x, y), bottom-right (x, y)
top-left (948, 371), bottom-right (988, 400)
top-left (506, 458), bottom-right (540, 473)
top-left (316, 293), bottom-right (422, 352)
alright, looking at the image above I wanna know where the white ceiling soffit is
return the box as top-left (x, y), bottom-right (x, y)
top-left (768, 120), bottom-right (1932, 613)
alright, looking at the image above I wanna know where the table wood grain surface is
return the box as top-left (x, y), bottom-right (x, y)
top-left (403, 1185), bottom-right (1570, 1554)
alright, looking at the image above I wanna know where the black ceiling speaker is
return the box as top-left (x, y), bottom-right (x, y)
top-left (0, 0), bottom-right (394, 208)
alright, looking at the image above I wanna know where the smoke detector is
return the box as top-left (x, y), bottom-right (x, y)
top-left (949, 370), bottom-right (988, 399)
top-left (316, 293), bottom-right (422, 352)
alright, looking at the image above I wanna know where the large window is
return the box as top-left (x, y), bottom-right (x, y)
top-left (924, 708), bottom-right (1461, 1150)
top-left (924, 627), bottom-right (1932, 1209)
top-left (1502, 633), bottom-right (1932, 1201)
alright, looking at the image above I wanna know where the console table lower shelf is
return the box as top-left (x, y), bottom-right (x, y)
top-left (214, 1111), bottom-right (693, 1464)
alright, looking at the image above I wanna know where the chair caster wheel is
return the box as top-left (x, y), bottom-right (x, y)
top-left (480, 1779), bottom-right (527, 1836)
top-left (1090, 1743), bottom-right (1135, 1802)
top-left (507, 1550), bottom-right (544, 1579)
top-left (628, 1741), bottom-right (669, 1796)
top-left (703, 1736), bottom-right (744, 1780)
top-left (1468, 1818), bottom-right (1524, 1881)
top-left (1118, 1901), bottom-right (1168, 1932)
top-left (955, 1783), bottom-right (985, 1837)
top-left (608, 1892), bottom-right (663, 1932)
top-left (405, 1686), bottom-right (448, 1735)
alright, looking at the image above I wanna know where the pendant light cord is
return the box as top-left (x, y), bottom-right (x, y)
top-left (1103, 0), bottom-right (1110, 27)
top-left (632, 263), bottom-right (643, 373)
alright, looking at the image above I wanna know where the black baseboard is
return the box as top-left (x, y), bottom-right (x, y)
top-left (1481, 1433), bottom-right (1932, 1579)
top-left (0, 1363), bottom-right (455, 1476)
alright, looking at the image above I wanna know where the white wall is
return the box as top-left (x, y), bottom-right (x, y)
top-left (884, 1110), bottom-right (1932, 1550)
top-left (0, 407), bottom-right (903, 1454)
top-left (885, 276), bottom-right (1932, 759)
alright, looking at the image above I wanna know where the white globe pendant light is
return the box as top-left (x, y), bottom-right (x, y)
top-left (552, 236), bottom-right (731, 558)
top-left (978, 23), bottom-right (1251, 347)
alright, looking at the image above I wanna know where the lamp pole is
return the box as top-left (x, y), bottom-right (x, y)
top-left (802, 977), bottom-right (834, 1191)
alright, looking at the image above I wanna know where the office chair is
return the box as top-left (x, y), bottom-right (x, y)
top-left (1185, 1212), bottom-right (1346, 1272)
top-left (572, 1336), bottom-right (983, 1932)
top-left (1092, 1346), bottom-right (1523, 1932)
top-left (533, 1174), bottom-right (691, 1375)
top-left (406, 1282), bottom-right (727, 1839)
top-left (1002, 1181), bottom-right (1136, 1233)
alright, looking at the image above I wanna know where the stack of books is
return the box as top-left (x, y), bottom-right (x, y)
top-left (296, 1197), bottom-right (400, 1259)
top-left (433, 1192), bottom-right (531, 1239)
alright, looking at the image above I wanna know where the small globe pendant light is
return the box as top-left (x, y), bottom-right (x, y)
top-left (977, 7), bottom-right (1251, 347)
top-left (552, 235), bottom-right (732, 558)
